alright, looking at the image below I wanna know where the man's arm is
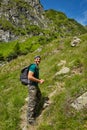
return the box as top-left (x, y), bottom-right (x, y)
top-left (28, 71), bottom-right (44, 84)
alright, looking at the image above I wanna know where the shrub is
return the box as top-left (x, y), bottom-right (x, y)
top-left (0, 53), bottom-right (4, 61)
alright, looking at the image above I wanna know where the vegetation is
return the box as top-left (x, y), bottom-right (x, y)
top-left (0, 35), bottom-right (56, 62)
top-left (0, 2), bottom-right (87, 130)
top-left (0, 33), bottom-right (87, 130)
top-left (45, 9), bottom-right (87, 36)
top-left (0, 3), bottom-right (87, 40)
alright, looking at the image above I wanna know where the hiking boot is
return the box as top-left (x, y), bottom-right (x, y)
top-left (27, 118), bottom-right (37, 126)
top-left (43, 102), bottom-right (50, 109)
top-left (29, 120), bottom-right (38, 126)
top-left (43, 98), bottom-right (51, 110)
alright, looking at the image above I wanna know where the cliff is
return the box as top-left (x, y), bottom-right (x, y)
top-left (0, 0), bottom-right (48, 42)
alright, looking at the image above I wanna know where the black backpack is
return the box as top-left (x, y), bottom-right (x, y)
top-left (20, 64), bottom-right (32, 85)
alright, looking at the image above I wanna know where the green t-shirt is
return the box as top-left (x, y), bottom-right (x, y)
top-left (28, 64), bottom-right (39, 86)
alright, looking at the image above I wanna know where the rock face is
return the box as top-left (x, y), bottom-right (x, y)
top-left (0, 1), bottom-right (87, 42)
top-left (0, 0), bottom-right (48, 42)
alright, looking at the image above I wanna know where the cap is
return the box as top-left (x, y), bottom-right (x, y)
top-left (34, 55), bottom-right (41, 59)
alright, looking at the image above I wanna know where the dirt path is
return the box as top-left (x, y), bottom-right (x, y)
top-left (20, 97), bottom-right (51, 130)
top-left (20, 83), bottom-right (65, 130)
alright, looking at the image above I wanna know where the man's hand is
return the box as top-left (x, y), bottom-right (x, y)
top-left (39, 79), bottom-right (44, 84)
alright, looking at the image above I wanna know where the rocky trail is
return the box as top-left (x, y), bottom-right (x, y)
top-left (20, 82), bottom-right (65, 130)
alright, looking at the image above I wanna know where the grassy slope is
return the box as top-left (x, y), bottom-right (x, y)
top-left (0, 34), bottom-right (87, 130)
top-left (45, 9), bottom-right (87, 36)
top-left (0, 35), bottom-right (54, 61)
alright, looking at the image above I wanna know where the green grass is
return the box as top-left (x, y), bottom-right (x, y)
top-left (0, 33), bottom-right (87, 130)
top-left (0, 35), bottom-right (53, 61)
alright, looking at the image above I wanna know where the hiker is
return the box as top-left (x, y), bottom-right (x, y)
top-left (27, 55), bottom-right (44, 125)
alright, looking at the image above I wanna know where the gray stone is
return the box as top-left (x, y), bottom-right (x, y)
top-left (55, 67), bottom-right (70, 75)
top-left (70, 37), bottom-right (81, 47)
top-left (71, 92), bottom-right (87, 110)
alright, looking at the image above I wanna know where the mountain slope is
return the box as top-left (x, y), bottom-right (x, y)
top-left (45, 9), bottom-right (87, 36)
top-left (0, 33), bottom-right (87, 130)
top-left (0, 1), bottom-right (87, 42)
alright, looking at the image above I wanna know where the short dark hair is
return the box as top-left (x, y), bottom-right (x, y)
top-left (34, 55), bottom-right (41, 59)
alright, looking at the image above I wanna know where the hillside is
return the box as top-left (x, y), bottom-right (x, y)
top-left (0, 0), bottom-right (87, 42)
top-left (0, 0), bottom-right (87, 130)
top-left (45, 9), bottom-right (87, 37)
top-left (0, 33), bottom-right (87, 130)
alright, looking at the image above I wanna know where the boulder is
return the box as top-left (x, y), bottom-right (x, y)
top-left (70, 37), bottom-right (81, 47)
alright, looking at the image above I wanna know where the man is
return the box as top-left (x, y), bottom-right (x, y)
top-left (27, 55), bottom-right (44, 125)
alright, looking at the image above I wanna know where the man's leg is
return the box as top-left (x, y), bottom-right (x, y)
top-left (27, 85), bottom-right (37, 124)
top-left (34, 86), bottom-right (42, 117)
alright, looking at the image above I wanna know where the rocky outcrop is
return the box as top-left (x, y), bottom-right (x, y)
top-left (0, 30), bottom-right (16, 42)
top-left (71, 92), bottom-right (87, 110)
top-left (70, 37), bottom-right (81, 47)
top-left (0, 0), bottom-right (48, 42)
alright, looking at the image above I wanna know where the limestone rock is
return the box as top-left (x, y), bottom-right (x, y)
top-left (55, 67), bottom-right (70, 75)
top-left (0, 0), bottom-right (48, 42)
top-left (71, 92), bottom-right (87, 110)
top-left (70, 37), bottom-right (81, 47)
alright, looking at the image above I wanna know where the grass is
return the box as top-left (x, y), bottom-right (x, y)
top-left (0, 33), bottom-right (87, 130)
top-left (0, 35), bottom-right (55, 62)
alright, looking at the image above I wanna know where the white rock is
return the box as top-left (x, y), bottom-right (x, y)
top-left (71, 92), bottom-right (87, 110)
top-left (55, 67), bottom-right (70, 75)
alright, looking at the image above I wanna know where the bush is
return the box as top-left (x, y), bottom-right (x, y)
top-left (0, 53), bottom-right (4, 61)
top-left (6, 52), bottom-right (18, 62)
